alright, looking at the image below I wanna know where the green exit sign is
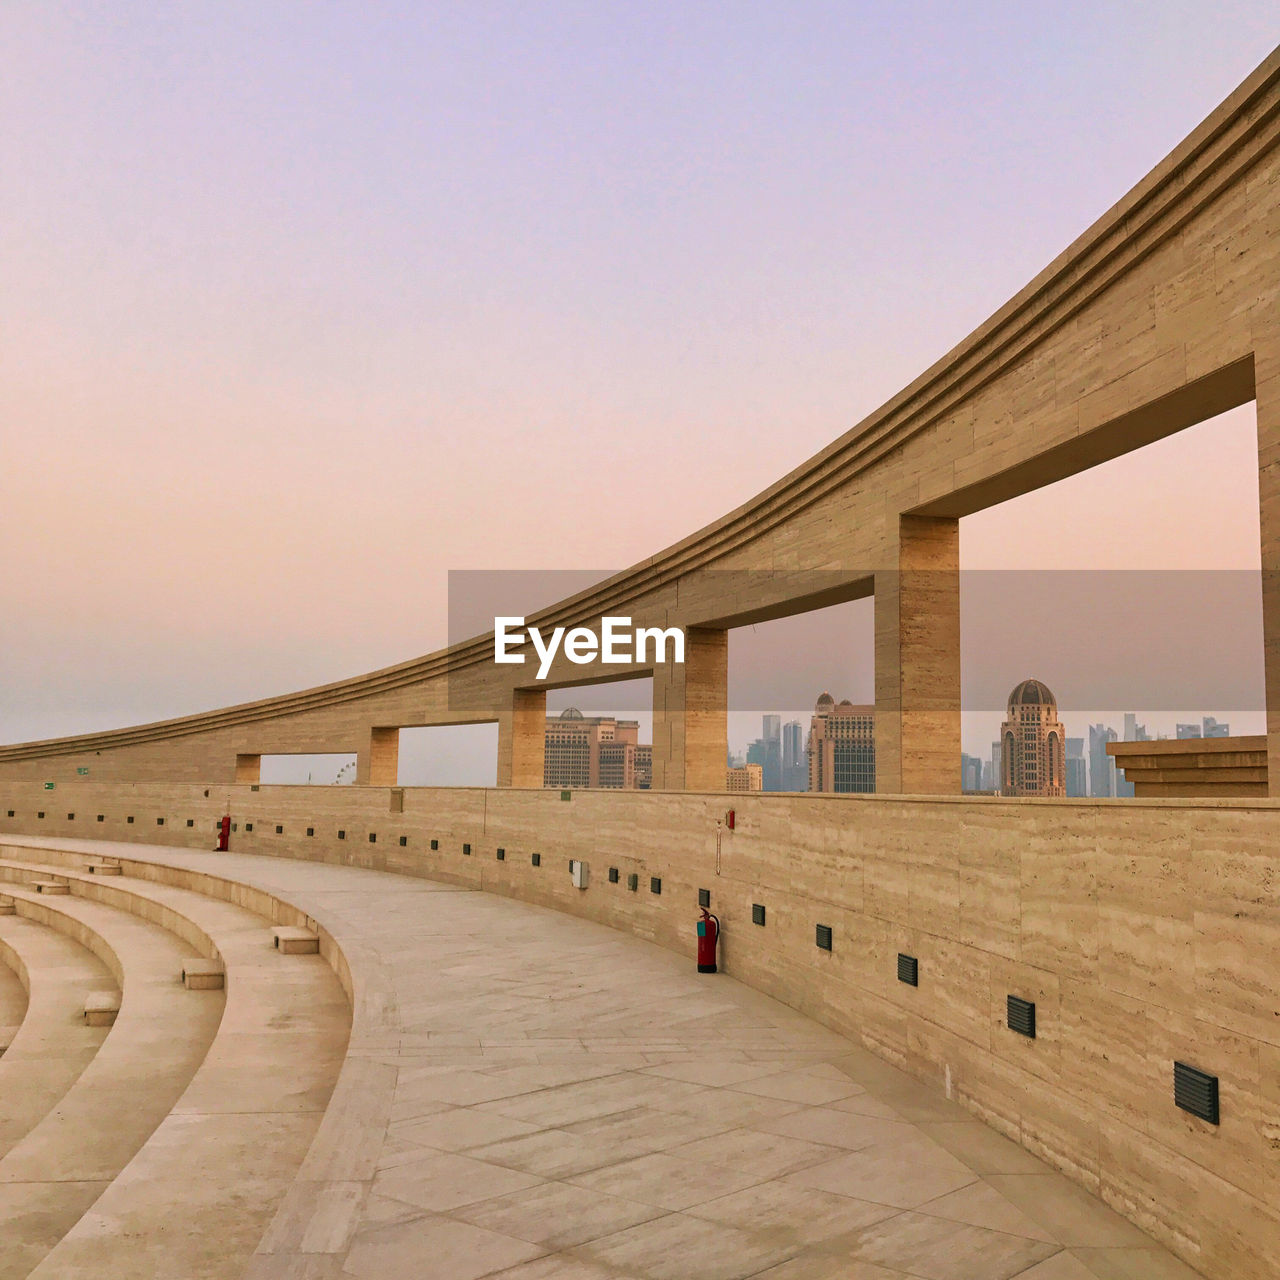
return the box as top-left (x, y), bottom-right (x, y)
top-left (43, 782), bottom-right (55, 791)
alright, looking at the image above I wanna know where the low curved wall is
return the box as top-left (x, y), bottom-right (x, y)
top-left (1, 779), bottom-right (1277, 1278)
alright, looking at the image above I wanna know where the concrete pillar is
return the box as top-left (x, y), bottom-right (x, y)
top-left (651, 626), bottom-right (728, 791)
top-left (497, 689), bottom-right (546, 788)
top-left (360, 727), bottom-right (400, 788)
top-left (874, 514), bottom-right (961, 794)
top-left (1255, 321), bottom-right (1280, 795)
top-left (234, 754), bottom-right (261, 785)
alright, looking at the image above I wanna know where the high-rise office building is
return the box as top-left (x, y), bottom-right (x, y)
top-left (1203, 715), bottom-right (1230, 737)
top-left (726, 764), bottom-right (763, 792)
top-left (543, 708), bottom-right (651, 789)
top-left (999, 680), bottom-right (1066, 797)
top-left (990, 741), bottom-right (1002, 796)
top-left (961, 753), bottom-right (984, 792)
top-left (1066, 737), bottom-right (1087, 797)
top-left (782, 719), bottom-right (807, 790)
top-left (761, 714), bottom-right (783, 791)
top-left (1089, 723), bottom-right (1118, 797)
top-left (807, 693), bottom-right (876, 793)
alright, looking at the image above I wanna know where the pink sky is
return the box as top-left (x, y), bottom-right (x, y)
top-left (2, 7), bottom-right (1275, 769)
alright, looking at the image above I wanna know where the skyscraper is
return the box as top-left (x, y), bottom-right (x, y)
top-left (1089, 723), bottom-right (1118, 798)
top-left (807, 693), bottom-right (876, 793)
top-left (782, 720), bottom-right (807, 790)
top-left (961, 753), bottom-right (984, 792)
top-left (999, 680), bottom-right (1066, 797)
top-left (1066, 737), bottom-right (1087, 797)
top-left (761, 714), bottom-right (783, 791)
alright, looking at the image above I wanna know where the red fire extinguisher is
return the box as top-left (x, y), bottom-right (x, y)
top-left (216, 813), bottom-right (231, 852)
top-left (697, 908), bottom-right (719, 973)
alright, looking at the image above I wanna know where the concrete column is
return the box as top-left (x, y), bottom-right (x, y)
top-left (234, 754), bottom-right (261, 784)
top-left (497, 689), bottom-right (546, 788)
top-left (651, 626), bottom-right (728, 791)
top-left (360, 727), bottom-right (400, 788)
top-left (874, 514), bottom-right (961, 794)
top-left (1255, 321), bottom-right (1280, 795)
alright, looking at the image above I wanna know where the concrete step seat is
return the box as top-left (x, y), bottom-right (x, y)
top-left (0, 837), bottom-right (393, 1278)
top-left (0, 914), bottom-right (115, 1159)
top-left (0, 884), bottom-right (223, 1280)
top-left (0, 851), bottom-right (352, 1280)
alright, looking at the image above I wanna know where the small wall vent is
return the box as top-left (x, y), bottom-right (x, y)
top-left (897, 954), bottom-right (919, 986)
top-left (752, 903), bottom-right (766, 926)
top-left (1007, 995), bottom-right (1036, 1038)
top-left (650, 877), bottom-right (662, 895)
top-left (698, 888), bottom-right (710, 908)
top-left (608, 867), bottom-right (619, 883)
top-left (1174, 1061), bottom-right (1220, 1124)
top-left (815, 924), bottom-right (832, 950)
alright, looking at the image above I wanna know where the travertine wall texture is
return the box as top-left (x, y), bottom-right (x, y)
top-left (2, 50), bottom-right (1278, 797)
top-left (2, 782), bottom-right (1277, 1279)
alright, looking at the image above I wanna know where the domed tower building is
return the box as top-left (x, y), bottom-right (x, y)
top-left (1000, 679), bottom-right (1066, 797)
top-left (807, 692), bottom-right (876, 793)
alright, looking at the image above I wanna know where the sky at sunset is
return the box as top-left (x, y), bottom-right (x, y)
top-left (3, 5), bottom-right (1277, 782)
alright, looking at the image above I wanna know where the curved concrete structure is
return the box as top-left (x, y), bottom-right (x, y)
top-left (0, 43), bottom-right (1278, 1280)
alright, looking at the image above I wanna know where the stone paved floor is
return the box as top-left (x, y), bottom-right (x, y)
top-left (9, 839), bottom-right (1200, 1280)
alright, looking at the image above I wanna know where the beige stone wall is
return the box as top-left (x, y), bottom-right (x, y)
top-left (2, 781), bottom-right (1277, 1278)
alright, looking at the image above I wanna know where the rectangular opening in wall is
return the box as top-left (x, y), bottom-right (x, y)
top-left (728, 593), bottom-right (874, 795)
top-left (752, 903), bottom-right (766, 926)
top-left (698, 888), bottom-right (710, 908)
top-left (897, 953), bottom-right (919, 986)
top-left (306, 827), bottom-right (315, 837)
top-left (531, 852), bottom-right (541, 866)
top-left (543, 678), bottom-right (655, 792)
top-left (245, 823), bottom-right (254, 832)
top-left (67, 813), bottom-right (75, 820)
top-left (396, 724), bottom-right (498, 787)
top-left (99, 815), bottom-right (105, 822)
top-left (496, 847), bottom-right (505, 860)
top-left (957, 396), bottom-right (1261, 799)
top-left (608, 867), bottom-right (619, 883)
top-left (1174, 1061), bottom-right (1220, 1124)
top-left (399, 836), bottom-right (408, 846)
top-left (815, 924), bottom-right (832, 950)
top-left (368, 832), bottom-right (376, 843)
top-left (156, 817), bottom-right (163, 825)
top-left (650, 877), bottom-right (661, 895)
top-left (259, 753), bottom-right (359, 785)
top-left (186, 819), bottom-right (193, 827)
top-left (462, 843), bottom-right (471, 855)
top-left (430, 839), bottom-right (438, 850)
top-left (1007, 995), bottom-right (1036, 1038)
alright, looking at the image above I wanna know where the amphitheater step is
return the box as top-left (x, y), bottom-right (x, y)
top-left (0, 913), bottom-right (114, 1160)
top-left (86, 862), bottom-right (123, 876)
top-left (0, 886), bottom-right (222, 1280)
top-left (30, 879), bottom-right (68, 895)
top-left (271, 925), bottom-right (319, 954)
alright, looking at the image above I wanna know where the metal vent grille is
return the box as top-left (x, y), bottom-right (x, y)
top-left (627, 873), bottom-right (639, 891)
top-left (897, 954), bottom-right (919, 986)
top-left (752, 903), bottom-right (766, 926)
top-left (245, 823), bottom-right (254, 832)
top-left (307, 827), bottom-right (314, 837)
top-left (1007, 995), bottom-right (1036, 1038)
top-left (496, 847), bottom-right (505, 860)
top-left (650, 877), bottom-right (662, 895)
top-left (462, 843), bottom-right (471, 855)
top-left (608, 867), bottom-right (619, 883)
top-left (531, 853), bottom-right (541, 867)
top-left (815, 924), bottom-right (832, 950)
top-left (698, 888), bottom-right (710, 908)
top-left (430, 839), bottom-right (438, 850)
top-left (399, 836), bottom-right (408, 847)
top-left (1174, 1061), bottom-right (1219, 1124)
